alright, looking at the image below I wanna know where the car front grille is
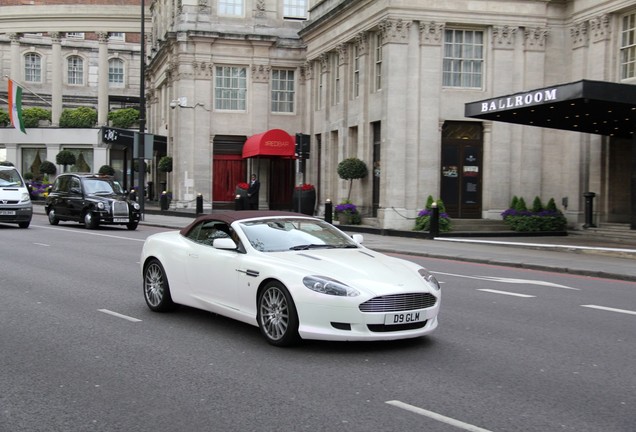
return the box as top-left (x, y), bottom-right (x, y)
top-left (359, 293), bottom-right (437, 313)
top-left (112, 201), bottom-right (129, 217)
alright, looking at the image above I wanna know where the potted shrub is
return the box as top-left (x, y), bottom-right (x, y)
top-left (108, 108), bottom-right (140, 128)
top-left (414, 196), bottom-right (452, 232)
top-left (59, 107), bottom-right (97, 128)
top-left (22, 107), bottom-right (52, 127)
top-left (56, 150), bottom-right (76, 173)
top-left (98, 165), bottom-right (116, 176)
top-left (337, 157), bottom-right (368, 201)
top-left (501, 196), bottom-right (567, 232)
top-left (334, 200), bottom-right (361, 225)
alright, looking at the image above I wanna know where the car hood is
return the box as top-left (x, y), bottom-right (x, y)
top-left (266, 248), bottom-right (430, 294)
top-left (0, 188), bottom-right (28, 201)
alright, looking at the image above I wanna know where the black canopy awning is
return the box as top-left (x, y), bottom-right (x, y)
top-left (465, 80), bottom-right (636, 139)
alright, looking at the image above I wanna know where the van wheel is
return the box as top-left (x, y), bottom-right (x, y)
top-left (18, 221), bottom-right (30, 228)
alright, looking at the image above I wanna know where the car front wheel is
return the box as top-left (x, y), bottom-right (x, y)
top-left (127, 221), bottom-right (139, 230)
top-left (47, 209), bottom-right (59, 225)
top-left (143, 259), bottom-right (176, 312)
top-left (257, 282), bottom-right (300, 347)
top-left (83, 211), bottom-right (99, 229)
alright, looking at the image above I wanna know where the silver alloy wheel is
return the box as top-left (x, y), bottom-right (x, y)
top-left (84, 211), bottom-right (98, 229)
top-left (144, 261), bottom-right (165, 308)
top-left (259, 286), bottom-right (289, 341)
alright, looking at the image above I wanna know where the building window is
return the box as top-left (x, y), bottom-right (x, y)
top-left (109, 32), bottom-right (125, 41)
top-left (374, 33), bottom-right (382, 91)
top-left (66, 32), bottom-right (85, 40)
top-left (271, 69), bottom-right (295, 113)
top-left (109, 58), bottom-right (125, 86)
top-left (218, 0), bottom-right (243, 16)
top-left (283, 0), bottom-right (306, 19)
top-left (443, 29), bottom-right (484, 88)
top-left (352, 44), bottom-right (360, 98)
top-left (621, 13), bottom-right (636, 79)
top-left (67, 56), bottom-right (84, 85)
top-left (215, 66), bottom-right (247, 110)
top-left (25, 53), bottom-right (41, 83)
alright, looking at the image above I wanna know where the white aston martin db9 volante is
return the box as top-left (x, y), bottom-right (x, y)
top-left (141, 211), bottom-right (441, 346)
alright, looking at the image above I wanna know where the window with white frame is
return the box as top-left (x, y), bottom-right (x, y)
top-left (218, 0), bottom-right (243, 16)
top-left (109, 32), bottom-right (125, 41)
top-left (283, 0), bottom-right (307, 19)
top-left (352, 44), bottom-right (360, 98)
top-left (66, 32), bottom-right (85, 39)
top-left (25, 53), bottom-right (41, 83)
top-left (109, 58), bottom-right (125, 86)
top-left (271, 69), bottom-right (295, 113)
top-left (215, 66), bottom-right (247, 110)
top-left (443, 29), bottom-right (484, 88)
top-left (67, 55), bottom-right (84, 85)
top-left (374, 33), bottom-right (382, 91)
top-left (620, 12), bottom-right (636, 79)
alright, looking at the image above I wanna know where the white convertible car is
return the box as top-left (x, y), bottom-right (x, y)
top-left (141, 211), bottom-right (441, 346)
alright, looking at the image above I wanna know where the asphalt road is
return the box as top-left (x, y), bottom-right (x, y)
top-left (1, 215), bottom-right (635, 432)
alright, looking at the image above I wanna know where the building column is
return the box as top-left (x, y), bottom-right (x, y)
top-left (98, 32), bottom-right (109, 126)
top-left (9, 33), bottom-right (20, 79)
top-left (51, 33), bottom-right (63, 126)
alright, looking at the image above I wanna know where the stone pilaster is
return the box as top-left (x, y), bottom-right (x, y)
top-left (51, 32), bottom-right (63, 127)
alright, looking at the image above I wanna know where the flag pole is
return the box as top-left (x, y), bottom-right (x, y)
top-left (3, 75), bottom-right (52, 106)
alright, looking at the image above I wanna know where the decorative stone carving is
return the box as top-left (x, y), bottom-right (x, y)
top-left (524, 27), bottom-right (548, 51)
top-left (194, 62), bottom-right (213, 78)
top-left (336, 44), bottom-right (348, 64)
top-left (590, 14), bottom-right (610, 43)
top-left (50, 32), bottom-right (61, 43)
top-left (419, 21), bottom-right (444, 45)
top-left (198, 0), bottom-right (209, 13)
top-left (255, 0), bottom-right (266, 18)
top-left (378, 18), bottom-right (410, 44)
top-left (318, 53), bottom-right (329, 73)
top-left (97, 32), bottom-right (108, 43)
top-left (302, 61), bottom-right (313, 81)
top-left (570, 21), bottom-right (588, 49)
top-left (353, 32), bottom-right (368, 56)
top-left (251, 64), bottom-right (271, 82)
top-left (492, 25), bottom-right (517, 49)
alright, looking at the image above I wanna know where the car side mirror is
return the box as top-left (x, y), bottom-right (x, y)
top-left (351, 234), bottom-right (364, 244)
top-left (213, 238), bottom-right (238, 250)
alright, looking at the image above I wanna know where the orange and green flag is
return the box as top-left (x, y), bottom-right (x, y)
top-left (8, 79), bottom-right (26, 134)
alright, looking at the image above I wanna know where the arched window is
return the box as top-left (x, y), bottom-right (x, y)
top-left (25, 53), bottom-right (41, 83)
top-left (109, 58), bottom-right (125, 86)
top-left (67, 55), bottom-right (84, 85)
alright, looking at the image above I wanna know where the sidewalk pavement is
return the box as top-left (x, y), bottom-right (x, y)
top-left (134, 209), bottom-right (636, 282)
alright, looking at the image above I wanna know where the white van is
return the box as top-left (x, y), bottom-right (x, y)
top-left (0, 165), bottom-right (33, 228)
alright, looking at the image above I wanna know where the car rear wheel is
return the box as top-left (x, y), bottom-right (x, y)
top-left (257, 282), bottom-right (300, 347)
top-left (83, 211), bottom-right (99, 229)
top-left (47, 209), bottom-right (59, 225)
top-left (143, 259), bottom-right (176, 312)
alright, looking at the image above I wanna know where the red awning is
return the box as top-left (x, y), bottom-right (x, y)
top-left (242, 129), bottom-right (296, 159)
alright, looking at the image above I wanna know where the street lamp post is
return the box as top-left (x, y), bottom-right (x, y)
top-left (138, 0), bottom-right (146, 217)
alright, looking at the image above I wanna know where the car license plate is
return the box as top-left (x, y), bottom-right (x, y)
top-left (0, 210), bottom-right (16, 216)
top-left (385, 310), bottom-right (425, 325)
top-left (113, 218), bottom-right (129, 223)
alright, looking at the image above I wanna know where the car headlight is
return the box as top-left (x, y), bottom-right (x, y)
top-left (418, 268), bottom-right (440, 291)
top-left (303, 276), bottom-right (360, 297)
top-left (20, 192), bottom-right (31, 203)
top-left (132, 202), bottom-right (140, 210)
top-left (97, 202), bottom-right (105, 210)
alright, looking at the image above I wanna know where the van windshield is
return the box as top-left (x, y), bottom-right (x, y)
top-left (0, 169), bottom-right (25, 187)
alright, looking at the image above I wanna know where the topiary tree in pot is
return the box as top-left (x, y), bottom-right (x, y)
top-left (98, 165), bottom-right (116, 176)
top-left (40, 160), bottom-right (57, 177)
top-left (337, 157), bottom-right (368, 201)
top-left (56, 150), bottom-right (76, 173)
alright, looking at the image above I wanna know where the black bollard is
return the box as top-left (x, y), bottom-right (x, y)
top-left (160, 191), bottom-right (168, 211)
top-left (583, 192), bottom-right (596, 228)
top-left (325, 199), bottom-right (333, 224)
top-left (429, 203), bottom-right (440, 239)
top-left (196, 193), bottom-right (203, 214)
top-left (235, 194), bottom-right (244, 211)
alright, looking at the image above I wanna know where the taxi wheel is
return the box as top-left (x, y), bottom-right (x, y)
top-left (84, 211), bottom-right (99, 229)
top-left (47, 209), bottom-right (59, 225)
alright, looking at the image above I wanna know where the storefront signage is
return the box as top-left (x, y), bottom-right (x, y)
top-left (479, 88), bottom-right (558, 113)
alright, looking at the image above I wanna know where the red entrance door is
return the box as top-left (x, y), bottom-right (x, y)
top-left (213, 154), bottom-right (246, 207)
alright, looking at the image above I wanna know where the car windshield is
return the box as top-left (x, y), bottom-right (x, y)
top-left (239, 218), bottom-right (359, 252)
top-left (0, 169), bottom-right (25, 187)
top-left (82, 178), bottom-right (123, 195)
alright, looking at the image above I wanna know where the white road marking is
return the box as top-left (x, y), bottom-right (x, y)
top-left (98, 309), bottom-right (142, 322)
top-left (386, 400), bottom-right (493, 432)
top-left (33, 242), bottom-right (50, 247)
top-left (581, 305), bottom-right (636, 316)
top-left (477, 289), bottom-right (535, 298)
top-left (435, 271), bottom-right (578, 290)
top-left (438, 237), bottom-right (636, 254)
top-left (34, 224), bottom-right (145, 242)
